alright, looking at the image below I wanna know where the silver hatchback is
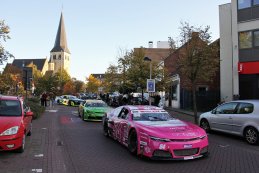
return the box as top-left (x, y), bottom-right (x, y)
top-left (199, 100), bottom-right (259, 145)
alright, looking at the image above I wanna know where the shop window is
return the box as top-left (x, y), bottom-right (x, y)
top-left (254, 31), bottom-right (259, 47)
top-left (238, 0), bottom-right (251, 9)
top-left (239, 31), bottom-right (252, 49)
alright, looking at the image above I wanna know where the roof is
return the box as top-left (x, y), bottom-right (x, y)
top-left (12, 59), bottom-right (47, 71)
top-left (134, 48), bottom-right (170, 62)
top-left (91, 74), bottom-right (105, 79)
top-left (50, 12), bottom-right (70, 54)
top-left (0, 95), bottom-right (20, 101)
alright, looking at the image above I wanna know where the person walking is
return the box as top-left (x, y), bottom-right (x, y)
top-left (41, 92), bottom-right (48, 107)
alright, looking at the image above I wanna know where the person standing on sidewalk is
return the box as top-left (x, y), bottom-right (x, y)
top-left (41, 92), bottom-right (48, 107)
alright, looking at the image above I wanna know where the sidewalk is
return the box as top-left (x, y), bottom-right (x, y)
top-left (164, 106), bottom-right (203, 117)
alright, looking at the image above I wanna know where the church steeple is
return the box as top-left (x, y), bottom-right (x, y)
top-left (49, 12), bottom-right (71, 76)
top-left (50, 12), bottom-right (70, 53)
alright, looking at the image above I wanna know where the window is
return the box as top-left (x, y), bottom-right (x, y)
top-left (254, 0), bottom-right (259, 5)
top-left (58, 55), bottom-right (61, 60)
top-left (239, 31), bottom-right (252, 49)
top-left (53, 55), bottom-right (56, 60)
top-left (237, 103), bottom-right (254, 114)
top-left (238, 0), bottom-right (252, 9)
top-left (254, 31), bottom-right (259, 47)
top-left (215, 102), bottom-right (238, 114)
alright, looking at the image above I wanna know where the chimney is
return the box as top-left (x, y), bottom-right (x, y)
top-left (148, 41), bottom-right (153, 48)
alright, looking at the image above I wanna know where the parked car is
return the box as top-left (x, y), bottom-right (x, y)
top-left (79, 100), bottom-right (110, 121)
top-left (199, 100), bottom-right (259, 145)
top-left (102, 105), bottom-right (208, 160)
top-left (0, 95), bottom-right (34, 153)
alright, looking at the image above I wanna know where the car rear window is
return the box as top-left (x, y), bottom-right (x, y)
top-left (237, 103), bottom-right (254, 114)
top-left (0, 100), bottom-right (21, 116)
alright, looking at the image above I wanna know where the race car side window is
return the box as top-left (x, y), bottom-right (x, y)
top-left (118, 108), bottom-right (129, 119)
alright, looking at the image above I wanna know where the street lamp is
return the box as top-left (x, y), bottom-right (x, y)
top-left (144, 56), bottom-right (152, 105)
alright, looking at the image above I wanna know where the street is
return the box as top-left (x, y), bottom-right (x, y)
top-left (1, 105), bottom-right (259, 173)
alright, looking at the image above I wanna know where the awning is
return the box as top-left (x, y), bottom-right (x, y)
top-left (238, 61), bottom-right (259, 74)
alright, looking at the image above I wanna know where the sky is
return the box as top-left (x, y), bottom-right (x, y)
top-left (1, 0), bottom-right (230, 82)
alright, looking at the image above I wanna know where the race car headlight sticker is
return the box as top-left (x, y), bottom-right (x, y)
top-left (150, 136), bottom-right (171, 142)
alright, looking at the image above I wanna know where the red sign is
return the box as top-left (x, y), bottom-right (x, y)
top-left (238, 61), bottom-right (259, 74)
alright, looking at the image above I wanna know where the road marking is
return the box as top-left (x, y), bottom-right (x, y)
top-left (71, 111), bottom-right (78, 115)
top-left (219, 144), bottom-right (230, 148)
top-left (32, 169), bottom-right (42, 173)
top-left (34, 154), bottom-right (44, 157)
top-left (45, 110), bottom-right (58, 112)
top-left (42, 128), bottom-right (47, 130)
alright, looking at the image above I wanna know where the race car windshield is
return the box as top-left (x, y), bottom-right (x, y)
top-left (133, 112), bottom-right (172, 121)
top-left (86, 102), bottom-right (107, 107)
top-left (0, 100), bottom-right (22, 117)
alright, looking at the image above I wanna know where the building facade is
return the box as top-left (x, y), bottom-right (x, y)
top-left (220, 0), bottom-right (259, 101)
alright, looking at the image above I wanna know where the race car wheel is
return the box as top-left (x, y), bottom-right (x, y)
top-left (200, 119), bottom-right (210, 133)
top-left (128, 129), bottom-right (138, 154)
top-left (103, 121), bottom-right (109, 137)
top-left (70, 101), bottom-right (75, 106)
top-left (81, 112), bottom-right (85, 121)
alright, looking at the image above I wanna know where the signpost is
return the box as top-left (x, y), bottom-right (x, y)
top-left (147, 79), bottom-right (155, 92)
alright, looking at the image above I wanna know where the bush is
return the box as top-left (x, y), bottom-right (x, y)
top-left (25, 97), bottom-right (45, 119)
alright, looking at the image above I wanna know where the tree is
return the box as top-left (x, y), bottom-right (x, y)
top-left (103, 64), bottom-right (120, 93)
top-left (73, 80), bottom-right (85, 93)
top-left (63, 80), bottom-right (76, 94)
top-left (0, 20), bottom-right (14, 65)
top-left (86, 75), bottom-right (101, 93)
top-left (173, 22), bottom-right (219, 124)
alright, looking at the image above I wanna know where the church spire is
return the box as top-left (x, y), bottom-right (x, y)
top-left (50, 12), bottom-right (70, 54)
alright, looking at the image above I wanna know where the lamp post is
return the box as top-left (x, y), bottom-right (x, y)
top-left (144, 57), bottom-right (152, 105)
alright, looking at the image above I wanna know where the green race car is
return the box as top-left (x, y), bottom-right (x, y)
top-left (78, 100), bottom-right (110, 121)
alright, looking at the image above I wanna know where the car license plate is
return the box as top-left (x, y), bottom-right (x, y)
top-left (183, 144), bottom-right (192, 149)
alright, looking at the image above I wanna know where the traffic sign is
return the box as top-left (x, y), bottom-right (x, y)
top-left (147, 79), bottom-right (155, 92)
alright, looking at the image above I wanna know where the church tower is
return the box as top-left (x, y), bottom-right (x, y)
top-left (49, 12), bottom-right (71, 75)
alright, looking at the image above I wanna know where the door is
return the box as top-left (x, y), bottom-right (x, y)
top-left (210, 102), bottom-right (238, 133)
top-left (115, 108), bottom-right (129, 144)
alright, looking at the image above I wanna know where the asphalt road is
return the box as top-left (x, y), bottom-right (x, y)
top-left (1, 105), bottom-right (259, 173)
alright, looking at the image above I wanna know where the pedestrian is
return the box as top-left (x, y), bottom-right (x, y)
top-left (41, 92), bottom-right (48, 107)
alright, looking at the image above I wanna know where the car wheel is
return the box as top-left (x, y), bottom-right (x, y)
top-left (82, 112), bottom-right (85, 121)
top-left (200, 119), bottom-right (210, 133)
top-left (78, 108), bottom-right (81, 117)
top-left (244, 127), bottom-right (258, 145)
top-left (16, 134), bottom-right (25, 153)
top-left (70, 101), bottom-right (75, 106)
top-left (128, 129), bottom-right (138, 154)
top-left (103, 121), bottom-right (109, 137)
top-left (27, 122), bottom-right (32, 136)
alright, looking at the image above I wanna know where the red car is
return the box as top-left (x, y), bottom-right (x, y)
top-left (0, 95), bottom-right (33, 153)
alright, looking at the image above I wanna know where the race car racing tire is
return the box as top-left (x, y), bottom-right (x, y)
top-left (128, 129), bottom-right (138, 154)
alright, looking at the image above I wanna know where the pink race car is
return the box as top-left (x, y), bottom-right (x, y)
top-left (102, 105), bottom-right (209, 160)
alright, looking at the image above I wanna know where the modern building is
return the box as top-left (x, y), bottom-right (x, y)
top-left (9, 12), bottom-right (71, 76)
top-left (219, 0), bottom-right (259, 101)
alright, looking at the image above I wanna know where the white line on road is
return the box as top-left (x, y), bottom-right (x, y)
top-left (45, 110), bottom-right (58, 112)
top-left (34, 154), bottom-right (44, 157)
top-left (42, 128), bottom-right (47, 130)
top-left (32, 169), bottom-right (43, 173)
